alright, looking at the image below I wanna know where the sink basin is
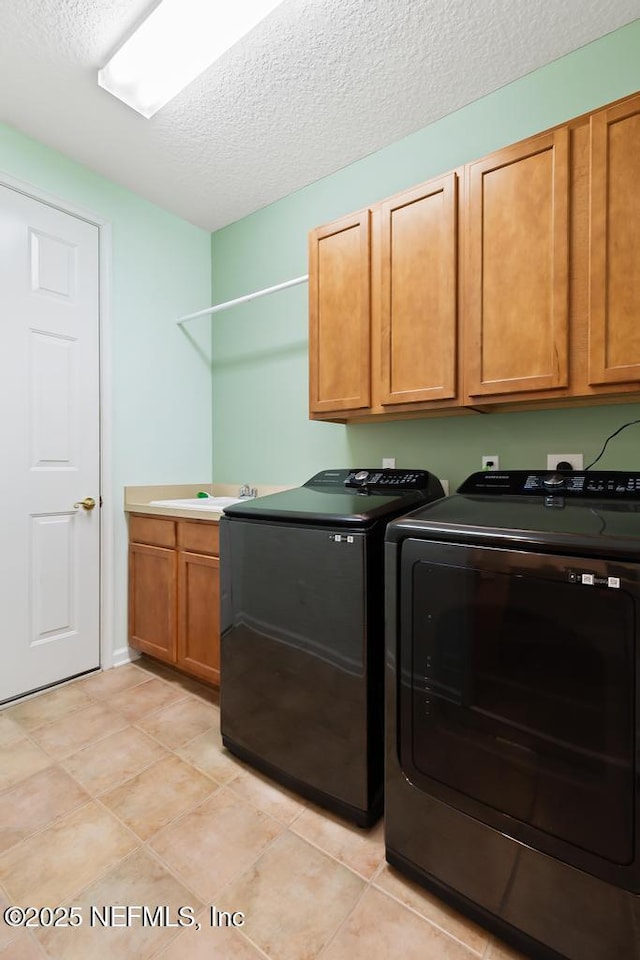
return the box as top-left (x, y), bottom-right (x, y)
top-left (149, 497), bottom-right (247, 510)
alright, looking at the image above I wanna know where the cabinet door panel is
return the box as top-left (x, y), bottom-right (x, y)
top-left (589, 94), bottom-right (640, 386)
top-left (128, 543), bottom-right (176, 663)
top-left (309, 210), bottom-right (371, 413)
top-left (380, 174), bottom-right (457, 405)
top-left (178, 551), bottom-right (220, 686)
top-left (465, 129), bottom-right (569, 398)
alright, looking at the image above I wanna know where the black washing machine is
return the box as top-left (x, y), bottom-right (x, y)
top-left (385, 470), bottom-right (640, 960)
top-left (220, 467), bottom-right (444, 826)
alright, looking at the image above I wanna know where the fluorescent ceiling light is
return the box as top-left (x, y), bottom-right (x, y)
top-left (98, 0), bottom-right (284, 118)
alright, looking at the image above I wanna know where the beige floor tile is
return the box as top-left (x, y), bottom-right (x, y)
top-left (136, 697), bottom-right (219, 750)
top-left (0, 886), bottom-right (18, 950)
top-left (0, 740), bottom-right (52, 792)
top-left (228, 765), bottom-right (307, 825)
top-left (108, 678), bottom-right (189, 722)
top-left (29, 701), bottom-right (128, 760)
top-left (0, 930), bottom-right (47, 959)
top-left (36, 848), bottom-right (202, 960)
top-left (0, 714), bottom-right (28, 749)
top-left (150, 787), bottom-right (283, 901)
top-left (223, 831), bottom-right (365, 960)
top-left (5, 685), bottom-right (94, 732)
top-left (320, 886), bottom-right (478, 960)
top-left (76, 664), bottom-right (151, 699)
top-left (0, 767), bottom-right (88, 854)
top-left (100, 755), bottom-right (216, 840)
top-left (62, 727), bottom-right (167, 795)
top-left (484, 938), bottom-right (529, 959)
top-left (374, 864), bottom-right (489, 954)
top-left (292, 806), bottom-right (384, 879)
top-left (0, 801), bottom-right (138, 907)
top-left (175, 729), bottom-right (243, 785)
top-left (155, 913), bottom-right (267, 960)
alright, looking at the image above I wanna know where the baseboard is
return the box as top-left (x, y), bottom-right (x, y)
top-left (110, 645), bottom-right (140, 668)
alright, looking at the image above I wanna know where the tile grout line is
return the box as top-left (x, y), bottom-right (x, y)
top-left (0, 729), bottom-right (223, 885)
top-left (4, 722), bottom-right (489, 960)
top-left (1, 661), bottom-right (152, 711)
top-left (369, 876), bottom-right (487, 958)
top-left (0, 776), bottom-right (92, 861)
top-left (0, 795), bottom-right (140, 912)
top-left (314, 866), bottom-right (371, 960)
top-left (223, 773), bottom-right (308, 826)
top-left (139, 796), bottom-right (292, 957)
top-left (85, 754), bottom-right (222, 844)
top-left (1, 664), bottom-right (510, 960)
top-left (0, 679), bottom-right (151, 753)
top-left (286, 821), bottom-right (385, 884)
top-left (129, 712), bottom-right (221, 754)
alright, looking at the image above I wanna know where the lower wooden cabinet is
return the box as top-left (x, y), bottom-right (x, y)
top-left (128, 513), bottom-right (220, 686)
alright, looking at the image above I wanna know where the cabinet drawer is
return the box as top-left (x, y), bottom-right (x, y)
top-left (130, 514), bottom-right (176, 548)
top-left (177, 520), bottom-right (219, 556)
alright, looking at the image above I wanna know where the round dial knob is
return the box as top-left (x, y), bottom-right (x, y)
top-left (354, 470), bottom-right (369, 482)
top-left (543, 473), bottom-right (565, 489)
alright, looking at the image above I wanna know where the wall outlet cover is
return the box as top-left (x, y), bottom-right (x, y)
top-left (482, 455), bottom-right (499, 471)
top-left (382, 457), bottom-right (396, 468)
top-left (547, 453), bottom-right (584, 471)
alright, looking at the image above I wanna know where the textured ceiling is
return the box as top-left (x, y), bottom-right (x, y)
top-left (0, 0), bottom-right (637, 231)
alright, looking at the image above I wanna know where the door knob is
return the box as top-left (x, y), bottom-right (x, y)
top-left (74, 497), bottom-right (96, 511)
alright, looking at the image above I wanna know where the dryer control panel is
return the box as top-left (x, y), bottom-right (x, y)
top-left (459, 470), bottom-right (640, 498)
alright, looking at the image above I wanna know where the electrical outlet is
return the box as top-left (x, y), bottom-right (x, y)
top-left (382, 457), bottom-right (396, 468)
top-left (547, 453), bottom-right (584, 471)
top-left (482, 455), bottom-right (499, 471)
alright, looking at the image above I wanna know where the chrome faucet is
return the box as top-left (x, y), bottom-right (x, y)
top-left (239, 484), bottom-right (257, 499)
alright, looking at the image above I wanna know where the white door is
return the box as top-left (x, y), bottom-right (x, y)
top-left (0, 184), bottom-right (100, 703)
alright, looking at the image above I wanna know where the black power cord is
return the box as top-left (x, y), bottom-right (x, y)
top-left (584, 418), bottom-right (640, 470)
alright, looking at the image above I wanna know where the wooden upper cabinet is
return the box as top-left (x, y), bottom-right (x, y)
top-left (589, 94), bottom-right (640, 386)
top-left (379, 174), bottom-right (458, 405)
top-left (309, 210), bottom-right (371, 414)
top-left (464, 128), bottom-right (570, 399)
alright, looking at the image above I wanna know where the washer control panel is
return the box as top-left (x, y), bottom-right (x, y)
top-left (344, 468), bottom-right (432, 489)
top-left (459, 470), bottom-right (640, 498)
top-left (306, 469), bottom-right (433, 490)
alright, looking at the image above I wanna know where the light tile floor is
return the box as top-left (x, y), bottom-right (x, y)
top-left (0, 658), bottom-right (527, 960)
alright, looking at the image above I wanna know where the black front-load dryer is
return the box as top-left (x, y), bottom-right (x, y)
top-left (220, 467), bottom-right (444, 827)
top-left (385, 470), bottom-right (640, 960)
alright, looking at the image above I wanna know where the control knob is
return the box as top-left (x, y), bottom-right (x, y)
top-left (353, 470), bottom-right (370, 483)
top-left (543, 473), bottom-right (565, 489)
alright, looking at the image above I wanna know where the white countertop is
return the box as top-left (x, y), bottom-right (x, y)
top-left (124, 482), bottom-right (293, 521)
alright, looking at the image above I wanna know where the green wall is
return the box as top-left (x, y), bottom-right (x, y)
top-left (0, 125), bottom-right (212, 660)
top-left (211, 19), bottom-right (640, 492)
